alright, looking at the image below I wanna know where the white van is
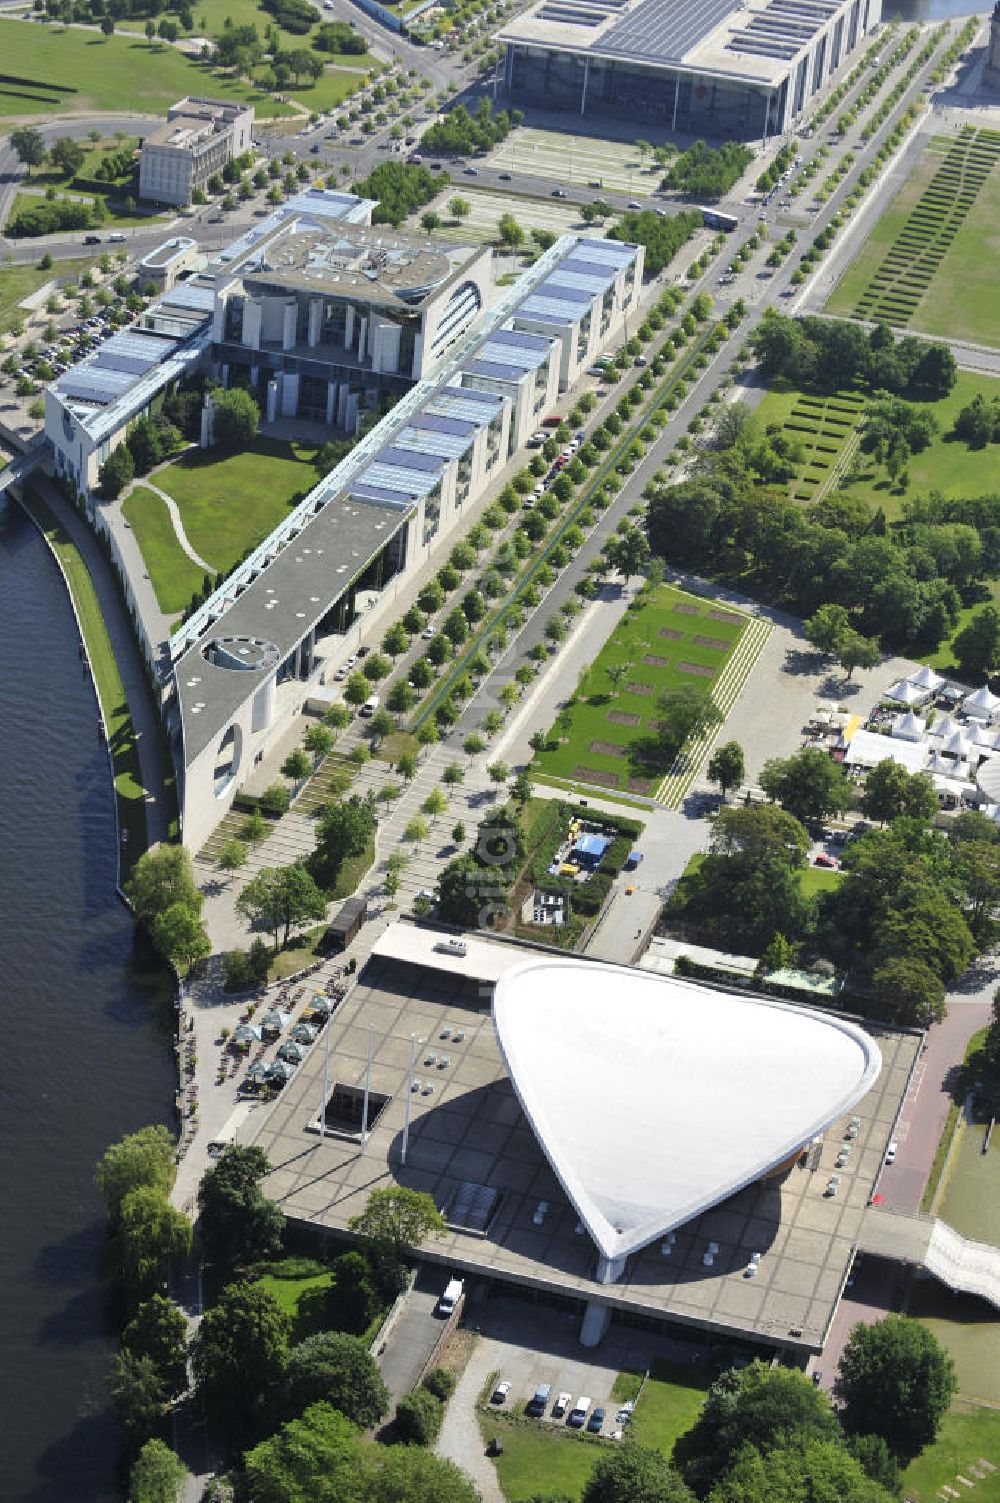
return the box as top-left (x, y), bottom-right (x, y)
top-left (359, 694), bottom-right (380, 718)
top-left (437, 1277), bottom-right (464, 1316)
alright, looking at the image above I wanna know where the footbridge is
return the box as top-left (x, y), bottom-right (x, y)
top-left (0, 445), bottom-right (44, 497)
top-left (858, 1207), bottom-right (1000, 1309)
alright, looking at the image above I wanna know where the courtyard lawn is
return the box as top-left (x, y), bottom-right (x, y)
top-left (122, 484), bottom-right (207, 616)
top-left (0, 257), bottom-right (88, 333)
top-left (0, 19), bottom-right (291, 118)
top-left (532, 584), bottom-right (746, 797)
top-left (827, 126), bottom-right (1000, 347)
top-left (255, 1257), bottom-right (334, 1340)
top-left (478, 1416), bottom-right (602, 1503)
top-left (798, 864), bottom-right (843, 897)
top-left (627, 1360), bottom-right (710, 1456)
top-left (153, 436), bottom-right (320, 576)
top-left (902, 1401), bottom-right (1000, 1503)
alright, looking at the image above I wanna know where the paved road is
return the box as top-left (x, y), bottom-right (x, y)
top-left (378, 1270), bottom-right (448, 1402)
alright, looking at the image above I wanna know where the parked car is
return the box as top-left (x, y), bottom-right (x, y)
top-left (464, 165), bottom-right (479, 175)
top-left (491, 1380), bottom-right (512, 1405)
top-left (587, 1407), bottom-right (606, 1434)
top-left (814, 853), bottom-right (839, 868)
top-left (567, 1397), bottom-right (591, 1428)
top-left (526, 1383), bottom-right (551, 1417)
top-left (885, 1140), bottom-right (898, 1165)
top-left (552, 1391), bottom-right (572, 1418)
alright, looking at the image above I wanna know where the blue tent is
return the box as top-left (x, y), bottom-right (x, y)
top-left (573, 832), bottom-right (610, 867)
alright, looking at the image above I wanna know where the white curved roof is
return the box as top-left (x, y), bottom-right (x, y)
top-left (492, 961), bottom-right (881, 1262)
top-left (978, 756), bottom-right (1000, 802)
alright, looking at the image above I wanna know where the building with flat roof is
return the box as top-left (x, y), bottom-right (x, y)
top-left (211, 215), bottom-right (494, 416)
top-left (499, 0), bottom-right (881, 138)
top-left (139, 236), bottom-right (202, 293)
top-left (242, 928), bottom-right (918, 1354)
top-left (139, 96), bottom-right (254, 207)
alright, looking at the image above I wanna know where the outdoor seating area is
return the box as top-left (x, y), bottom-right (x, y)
top-left (229, 971), bottom-right (351, 1099)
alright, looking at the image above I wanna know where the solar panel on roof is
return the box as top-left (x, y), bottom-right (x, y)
top-left (161, 283), bottom-right (215, 312)
top-left (94, 353), bottom-right (155, 376)
top-left (600, 0), bottom-right (735, 61)
top-left (375, 445), bottom-right (441, 474)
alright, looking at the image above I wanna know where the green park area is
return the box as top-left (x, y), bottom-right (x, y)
top-left (532, 584), bottom-right (746, 796)
top-left (826, 126), bottom-right (1000, 348)
top-left (0, 256), bottom-right (88, 333)
top-left (754, 371), bottom-right (1000, 521)
top-left (140, 435), bottom-right (320, 584)
top-left (480, 1360), bottom-right (711, 1502)
top-left (122, 485), bottom-right (207, 616)
top-left (9, 135), bottom-right (168, 234)
top-left (902, 1399), bottom-right (1000, 1503)
top-left (8, 188), bottom-right (168, 234)
top-left (0, 18), bottom-right (293, 117)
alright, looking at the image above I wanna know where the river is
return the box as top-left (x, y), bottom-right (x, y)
top-left (0, 495), bottom-right (176, 1503)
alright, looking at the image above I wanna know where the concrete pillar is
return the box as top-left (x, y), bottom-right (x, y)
top-left (672, 74), bottom-right (680, 131)
top-left (358, 316), bottom-right (368, 364)
top-left (242, 300), bottom-right (262, 349)
top-left (200, 396), bottom-right (213, 448)
top-left (282, 301), bottom-right (296, 352)
top-left (280, 372), bottom-right (299, 418)
top-left (266, 378), bottom-right (279, 424)
top-left (345, 305), bottom-right (356, 348)
top-left (325, 381), bottom-right (337, 425)
top-left (580, 56), bottom-right (589, 116)
top-left (580, 1301), bottom-right (611, 1347)
top-left (252, 676), bottom-right (276, 733)
top-left (596, 1253), bottom-right (627, 1285)
top-left (307, 297), bottom-right (322, 348)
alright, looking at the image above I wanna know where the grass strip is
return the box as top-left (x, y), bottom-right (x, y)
top-left (21, 486), bottom-right (148, 870)
top-left (412, 323), bottom-right (719, 732)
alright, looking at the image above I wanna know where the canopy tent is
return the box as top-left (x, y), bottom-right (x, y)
top-left (886, 680), bottom-right (925, 706)
top-left (844, 732), bottom-right (926, 773)
top-left (277, 1040), bottom-right (306, 1064)
top-left (940, 729), bottom-right (973, 759)
top-left (292, 1021), bottom-right (318, 1044)
top-left (891, 710), bottom-right (926, 743)
top-left (266, 1059), bottom-right (296, 1084)
top-left (964, 685), bottom-right (1000, 722)
top-left (909, 664), bottom-right (944, 692)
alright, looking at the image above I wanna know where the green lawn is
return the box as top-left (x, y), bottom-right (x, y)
top-left (938, 1103), bottom-right (1000, 1246)
top-left (750, 384), bottom-right (864, 504)
top-left (255, 1257), bottom-right (335, 1340)
top-left (478, 1417), bottom-right (605, 1503)
top-left (287, 67), bottom-right (363, 114)
top-left (119, 0), bottom-right (377, 58)
top-left (902, 1400), bottom-right (1000, 1502)
top-left (798, 865), bottom-right (843, 897)
top-left (480, 1359), bottom-right (710, 1502)
top-left (0, 19), bottom-right (293, 117)
top-left (21, 485), bottom-right (149, 867)
top-left (152, 437), bottom-right (320, 576)
top-left (532, 584), bottom-right (745, 795)
top-left (9, 189), bottom-right (169, 234)
top-left (0, 256), bottom-right (89, 333)
top-left (827, 128), bottom-right (1000, 348)
top-left (123, 484), bottom-right (207, 616)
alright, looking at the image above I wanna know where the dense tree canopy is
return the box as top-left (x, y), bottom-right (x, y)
top-left (212, 386), bottom-right (259, 450)
top-left (706, 1438), bottom-right (897, 1503)
top-left (235, 863), bottom-right (326, 952)
top-left (759, 748), bottom-right (852, 827)
top-left (197, 1144), bottom-right (283, 1271)
top-left (661, 139), bottom-right (754, 200)
top-left (607, 208), bottom-right (701, 277)
top-left (96, 1125), bottom-right (177, 1229)
top-left (128, 1438), bottom-right (186, 1503)
top-left (310, 794), bottom-right (378, 889)
top-left (835, 1316), bottom-right (957, 1460)
top-left (582, 1445), bottom-right (696, 1503)
top-left (674, 1361), bottom-right (841, 1496)
top-left (192, 1281), bottom-right (290, 1439)
top-left (122, 1295), bottom-right (189, 1400)
top-left (283, 1332), bottom-right (390, 1427)
top-left (352, 161), bottom-right (447, 227)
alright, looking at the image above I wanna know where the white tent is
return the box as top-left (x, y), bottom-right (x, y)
top-left (892, 710), bottom-right (926, 743)
top-left (941, 729), bottom-right (973, 759)
top-left (886, 680), bottom-right (925, 706)
top-left (845, 732), bottom-right (926, 773)
top-left (931, 714), bottom-right (960, 741)
top-left (908, 664), bottom-right (944, 693)
top-left (964, 685), bottom-right (1000, 722)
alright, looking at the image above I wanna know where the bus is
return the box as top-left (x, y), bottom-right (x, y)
top-left (698, 207), bottom-right (739, 232)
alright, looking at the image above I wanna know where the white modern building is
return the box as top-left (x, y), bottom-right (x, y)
top-left (139, 97), bottom-right (254, 207)
top-left (499, 0), bottom-right (882, 138)
top-left (244, 930), bottom-right (915, 1354)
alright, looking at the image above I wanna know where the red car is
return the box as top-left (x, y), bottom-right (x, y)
top-left (814, 853), bottom-right (839, 869)
top-left (542, 415), bottom-right (565, 427)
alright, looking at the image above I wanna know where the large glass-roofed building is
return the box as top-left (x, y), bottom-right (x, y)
top-left (499, 0), bottom-right (881, 137)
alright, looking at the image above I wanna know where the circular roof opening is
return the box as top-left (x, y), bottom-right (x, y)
top-left (202, 635), bottom-right (280, 672)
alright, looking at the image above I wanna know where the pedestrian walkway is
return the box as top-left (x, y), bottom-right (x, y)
top-left (132, 479), bottom-right (215, 572)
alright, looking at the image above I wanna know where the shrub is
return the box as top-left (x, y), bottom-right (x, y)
top-left (395, 1387), bottom-right (442, 1445)
top-left (422, 1366), bottom-right (456, 1401)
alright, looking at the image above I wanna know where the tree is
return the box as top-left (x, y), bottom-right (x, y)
top-left (283, 1332), bottom-right (390, 1427)
top-left (487, 759), bottom-right (509, 794)
top-left (145, 19), bottom-right (157, 41)
top-left (497, 211), bottom-right (524, 250)
top-left (835, 1315), bottom-right (957, 1460)
top-left (111, 1352), bottom-right (168, 1455)
top-left (604, 523), bottom-right (651, 579)
top-left (242, 811), bottom-right (269, 846)
top-left (49, 135), bottom-right (85, 177)
top-left (422, 788), bottom-right (447, 821)
top-left (100, 442), bottom-right (135, 498)
top-left (117, 1186), bottom-right (192, 1295)
top-left (395, 1387), bottom-right (443, 1446)
top-left (706, 1439), bottom-right (897, 1503)
top-left (212, 386), bottom-right (259, 449)
top-left (448, 195), bottom-right (470, 220)
top-left (151, 901), bottom-right (211, 973)
top-left (442, 762), bottom-right (465, 786)
top-left (126, 846), bottom-right (201, 928)
top-left (397, 751), bottom-right (417, 782)
top-left (236, 864), bottom-right (326, 952)
top-left (955, 837), bottom-right (1000, 939)
top-left (838, 629), bottom-right (881, 680)
top-left (954, 604), bottom-right (1000, 680)
top-left (421, 210), bottom-right (442, 232)
top-left (675, 1361), bottom-right (841, 1495)
top-left (197, 1144), bottom-right (283, 1270)
top-left (96, 1125), bottom-right (176, 1229)
top-left (804, 602), bottom-right (851, 657)
top-left (405, 815), bottom-right (428, 844)
top-left (656, 686), bottom-right (724, 759)
top-left (759, 748), bottom-right (851, 827)
top-left (358, 1446), bottom-right (481, 1503)
top-left (583, 1446), bottom-right (695, 1503)
top-left (311, 794), bottom-right (377, 888)
top-left (101, 14), bottom-right (115, 36)
top-left (11, 125), bottom-right (46, 175)
top-left (348, 1186), bottom-right (445, 1270)
top-left (303, 724), bottom-right (334, 761)
top-left (192, 1281), bottom-right (290, 1439)
top-left (242, 1402), bottom-right (359, 1503)
top-left (282, 747), bottom-right (311, 782)
top-left (707, 741), bottom-right (745, 798)
top-left (122, 1295), bottom-right (189, 1400)
top-left (860, 762), bottom-right (937, 826)
top-left (128, 1438), bottom-right (186, 1503)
